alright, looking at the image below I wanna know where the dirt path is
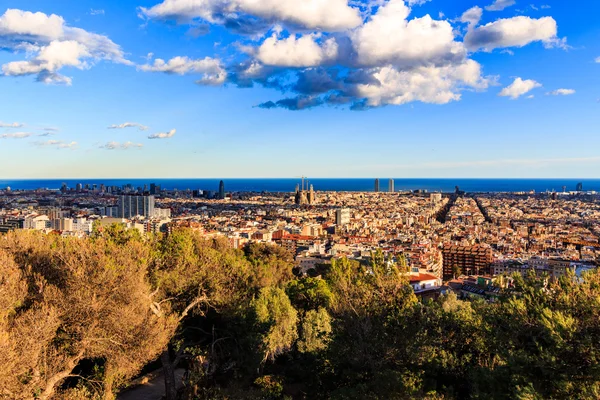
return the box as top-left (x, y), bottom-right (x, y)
top-left (117, 369), bottom-right (185, 400)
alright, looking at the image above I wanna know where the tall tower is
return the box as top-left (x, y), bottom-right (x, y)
top-left (374, 179), bottom-right (380, 192)
top-left (219, 180), bottom-right (225, 200)
top-left (576, 182), bottom-right (583, 192)
top-left (389, 179), bottom-right (395, 193)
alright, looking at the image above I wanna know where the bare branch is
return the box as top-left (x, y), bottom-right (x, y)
top-left (178, 295), bottom-right (209, 322)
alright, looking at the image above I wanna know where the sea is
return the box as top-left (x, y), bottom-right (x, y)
top-left (0, 179), bottom-right (598, 194)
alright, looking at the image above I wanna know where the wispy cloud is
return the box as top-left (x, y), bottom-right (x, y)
top-left (108, 122), bottom-right (149, 131)
top-left (1, 132), bottom-right (32, 139)
top-left (90, 9), bottom-right (105, 16)
top-left (148, 129), bottom-right (176, 139)
top-left (0, 122), bottom-right (24, 128)
top-left (547, 89), bottom-right (575, 96)
top-left (99, 141), bottom-right (143, 150)
top-left (34, 140), bottom-right (78, 149)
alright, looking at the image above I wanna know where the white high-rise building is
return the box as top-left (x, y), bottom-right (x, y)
top-left (336, 208), bottom-right (351, 226)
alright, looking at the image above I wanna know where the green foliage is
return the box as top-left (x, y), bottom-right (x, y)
top-left (91, 221), bottom-right (143, 246)
top-left (3, 229), bottom-right (600, 400)
top-left (254, 375), bottom-right (285, 399)
top-left (252, 287), bottom-right (298, 363)
top-left (286, 277), bottom-right (334, 311)
top-left (297, 308), bottom-right (332, 354)
top-left (244, 243), bottom-right (295, 290)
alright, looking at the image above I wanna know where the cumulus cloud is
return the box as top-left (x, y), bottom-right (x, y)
top-left (34, 140), bottom-right (78, 149)
top-left (547, 88), bottom-right (575, 96)
top-left (352, 60), bottom-right (491, 108)
top-left (148, 129), bottom-right (176, 139)
top-left (460, 7), bottom-right (483, 27)
top-left (499, 77), bottom-right (541, 99)
top-left (1, 132), bottom-right (32, 139)
top-left (108, 122), bottom-right (149, 131)
top-left (256, 34), bottom-right (338, 67)
top-left (138, 56), bottom-right (226, 85)
top-left (465, 16), bottom-right (562, 52)
top-left (99, 141), bottom-right (144, 150)
top-left (351, 0), bottom-right (465, 68)
top-left (0, 121), bottom-right (24, 128)
top-left (139, 0), bottom-right (564, 110)
top-left (485, 0), bottom-right (516, 11)
top-left (0, 9), bottom-right (130, 84)
top-left (140, 0), bottom-right (362, 33)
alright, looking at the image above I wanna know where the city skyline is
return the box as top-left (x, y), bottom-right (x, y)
top-left (1, 0), bottom-right (599, 179)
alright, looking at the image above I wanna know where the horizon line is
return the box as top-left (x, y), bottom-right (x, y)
top-left (0, 177), bottom-right (598, 181)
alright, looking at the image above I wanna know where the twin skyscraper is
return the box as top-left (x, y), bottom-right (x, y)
top-left (374, 179), bottom-right (395, 193)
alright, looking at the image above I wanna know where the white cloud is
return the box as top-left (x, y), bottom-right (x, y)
top-left (351, 0), bottom-right (465, 68)
top-left (465, 16), bottom-right (561, 51)
top-left (499, 77), bottom-right (541, 99)
top-left (139, 0), bottom-right (564, 111)
top-left (100, 141), bottom-right (143, 150)
top-left (148, 129), bottom-right (176, 139)
top-left (595, 56), bottom-right (600, 63)
top-left (0, 121), bottom-right (24, 128)
top-left (460, 6), bottom-right (483, 27)
top-left (34, 140), bottom-right (78, 149)
top-left (485, 0), bottom-right (516, 11)
top-left (108, 122), bottom-right (149, 131)
top-left (256, 34), bottom-right (338, 67)
top-left (0, 9), bottom-right (64, 38)
top-left (352, 60), bottom-right (490, 108)
top-left (3, 40), bottom-right (90, 85)
top-left (0, 9), bottom-right (130, 84)
top-left (140, 0), bottom-right (362, 33)
top-left (90, 9), bottom-right (105, 16)
top-left (547, 88), bottom-right (575, 96)
top-left (139, 56), bottom-right (226, 85)
top-left (1, 132), bottom-right (32, 139)
top-left (407, 0), bottom-right (432, 5)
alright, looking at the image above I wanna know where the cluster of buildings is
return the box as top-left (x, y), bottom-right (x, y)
top-left (1, 180), bottom-right (599, 299)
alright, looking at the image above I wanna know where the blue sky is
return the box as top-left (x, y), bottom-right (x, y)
top-left (0, 0), bottom-right (599, 179)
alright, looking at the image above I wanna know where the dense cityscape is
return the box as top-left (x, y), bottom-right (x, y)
top-left (2, 179), bottom-right (598, 300)
top-left (2, 0), bottom-right (600, 397)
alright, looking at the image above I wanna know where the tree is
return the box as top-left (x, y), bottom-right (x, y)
top-left (148, 230), bottom-right (251, 399)
top-left (297, 308), bottom-right (332, 354)
top-left (252, 287), bottom-right (298, 365)
top-left (286, 277), bottom-right (334, 311)
top-left (244, 242), bottom-right (295, 290)
top-left (0, 230), bottom-right (174, 400)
